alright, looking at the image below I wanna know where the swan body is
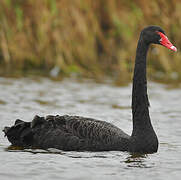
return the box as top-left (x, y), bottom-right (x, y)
top-left (3, 26), bottom-right (177, 153)
top-left (4, 115), bottom-right (130, 151)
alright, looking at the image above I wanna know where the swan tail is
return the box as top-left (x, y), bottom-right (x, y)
top-left (3, 119), bottom-right (34, 147)
top-left (3, 115), bottom-right (87, 150)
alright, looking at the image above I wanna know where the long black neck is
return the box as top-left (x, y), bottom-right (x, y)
top-left (131, 36), bottom-right (152, 134)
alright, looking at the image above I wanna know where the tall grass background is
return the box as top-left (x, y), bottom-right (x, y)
top-left (0, 0), bottom-right (181, 83)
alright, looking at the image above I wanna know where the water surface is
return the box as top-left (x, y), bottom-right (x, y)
top-left (0, 77), bottom-right (181, 180)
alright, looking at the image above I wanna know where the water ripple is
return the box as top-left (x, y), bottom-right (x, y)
top-left (0, 78), bottom-right (181, 180)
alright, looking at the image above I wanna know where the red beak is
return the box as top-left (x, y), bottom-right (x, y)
top-left (157, 32), bottom-right (177, 52)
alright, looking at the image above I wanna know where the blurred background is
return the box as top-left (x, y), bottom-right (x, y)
top-left (0, 0), bottom-right (181, 84)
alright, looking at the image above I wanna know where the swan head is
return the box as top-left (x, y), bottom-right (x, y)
top-left (141, 25), bottom-right (177, 52)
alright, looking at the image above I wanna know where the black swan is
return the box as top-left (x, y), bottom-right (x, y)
top-left (3, 26), bottom-right (177, 153)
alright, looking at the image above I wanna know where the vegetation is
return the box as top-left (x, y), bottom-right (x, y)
top-left (0, 0), bottom-right (181, 83)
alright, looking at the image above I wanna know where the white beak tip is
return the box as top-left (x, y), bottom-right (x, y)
top-left (170, 46), bottom-right (177, 52)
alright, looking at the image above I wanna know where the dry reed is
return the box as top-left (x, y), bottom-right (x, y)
top-left (0, 0), bottom-right (181, 83)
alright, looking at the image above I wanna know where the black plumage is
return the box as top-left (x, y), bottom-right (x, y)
top-left (4, 115), bottom-right (130, 151)
top-left (3, 26), bottom-right (176, 153)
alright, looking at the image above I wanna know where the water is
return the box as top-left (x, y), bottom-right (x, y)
top-left (0, 77), bottom-right (181, 180)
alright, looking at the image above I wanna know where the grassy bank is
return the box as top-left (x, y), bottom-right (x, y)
top-left (0, 0), bottom-right (181, 83)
